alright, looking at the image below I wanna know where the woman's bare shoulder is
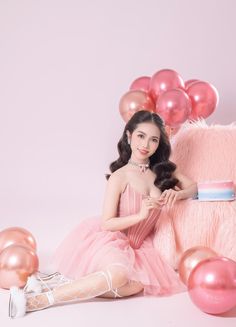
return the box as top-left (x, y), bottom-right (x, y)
top-left (108, 167), bottom-right (128, 190)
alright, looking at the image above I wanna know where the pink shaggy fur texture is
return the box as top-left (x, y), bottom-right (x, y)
top-left (153, 120), bottom-right (236, 269)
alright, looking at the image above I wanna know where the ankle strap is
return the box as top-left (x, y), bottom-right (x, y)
top-left (103, 270), bottom-right (122, 298)
top-left (45, 291), bottom-right (55, 305)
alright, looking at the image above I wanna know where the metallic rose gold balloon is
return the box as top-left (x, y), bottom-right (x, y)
top-left (119, 90), bottom-right (155, 122)
top-left (186, 81), bottom-right (219, 120)
top-left (150, 69), bottom-right (185, 101)
top-left (0, 227), bottom-right (37, 254)
top-left (188, 257), bottom-right (236, 314)
top-left (0, 244), bottom-right (39, 289)
top-left (179, 246), bottom-right (217, 285)
top-left (129, 76), bottom-right (151, 92)
top-left (165, 125), bottom-right (180, 138)
top-left (156, 88), bottom-right (191, 127)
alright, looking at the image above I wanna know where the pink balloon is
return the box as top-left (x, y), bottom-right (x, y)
top-left (156, 88), bottom-right (191, 127)
top-left (185, 79), bottom-right (199, 89)
top-left (178, 246), bottom-right (217, 285)
top-left (129, 76), bottom-right (151, 92)
top-left (188, 257), bottom-right (236, 314)
top-left (186, 81), bottom-right (219, 120)
top-left (149, 69), bottom-right (185, 101)
top-left (0, 226), bottom-right (37, 254)
top-left (0, 244), bottom-right (39, 289)
top-left (119, 90), bottom-right (155, 122)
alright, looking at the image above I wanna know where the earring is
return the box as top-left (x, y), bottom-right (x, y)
top-left (127, 139), bottom-right (130, 145)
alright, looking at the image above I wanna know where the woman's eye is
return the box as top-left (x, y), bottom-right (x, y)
top-left (153, 139), bottom-right (159, 143)
top-left (138, 134), bottom-right (144, 138)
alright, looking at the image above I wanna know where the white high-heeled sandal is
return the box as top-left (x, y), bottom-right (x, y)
top-left (9, 286), bottom-right (55, 319)
top-left (8, 272), bottom-right (61, 319)
top-left (9, 287), bottom-right (26, 318)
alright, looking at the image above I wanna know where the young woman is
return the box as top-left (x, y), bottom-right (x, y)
top-left (9, 110), bottom-right (197, 318)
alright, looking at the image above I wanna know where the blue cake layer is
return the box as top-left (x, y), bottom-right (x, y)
top-left (198, 189), bottom-right (235, 201)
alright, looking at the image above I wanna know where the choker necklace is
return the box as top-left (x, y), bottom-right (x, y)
top-left (128, 160), bottom-right (150, 173)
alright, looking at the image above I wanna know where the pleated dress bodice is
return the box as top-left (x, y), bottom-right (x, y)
top-left (118, 183), bottom-right (161, 249)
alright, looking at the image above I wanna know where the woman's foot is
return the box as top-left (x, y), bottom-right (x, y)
top-left (8, 271), bottom-right (73, 318)
top-left (26, 291), bottom-right (54, 312)
top-left (9, 286), bottom-right (55, 318)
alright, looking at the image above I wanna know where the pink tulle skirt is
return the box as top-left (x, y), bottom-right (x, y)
top-left (52, 216), bottom-right (186, 296)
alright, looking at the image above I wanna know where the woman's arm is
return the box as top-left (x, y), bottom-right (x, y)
top-left (174, 170), bottom-right (198, 200)
top-left (158, 169), bottom-right (198, 208)
top-left (101, 173), bottom-right (142, 232)
top-left (102, 214), bottom-right (142, 232)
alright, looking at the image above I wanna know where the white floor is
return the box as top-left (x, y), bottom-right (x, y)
top-left (1, 288), bottom-right (236, 327)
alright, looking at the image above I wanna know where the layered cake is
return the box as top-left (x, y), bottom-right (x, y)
top-left (197, 180), bottom-right (235, 201)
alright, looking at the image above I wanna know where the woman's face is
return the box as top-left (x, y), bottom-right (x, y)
top-left (127, 122), bottom-right (161, 161)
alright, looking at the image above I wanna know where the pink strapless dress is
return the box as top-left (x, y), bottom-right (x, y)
top-left (52, 183), bottom-right (186, 296)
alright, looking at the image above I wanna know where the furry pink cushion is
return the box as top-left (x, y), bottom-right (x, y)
top-left (153, 120), bottom-right (236, 269)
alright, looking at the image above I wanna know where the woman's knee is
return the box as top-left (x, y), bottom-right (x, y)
top-left (100, 280), bottom-right (144, 298)
top-left (105, 265), bottom-right (129, 288)
top-left (118, 280), bottom-right (144, 297)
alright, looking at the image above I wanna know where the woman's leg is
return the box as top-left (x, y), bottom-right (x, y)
top-left (26, 264), bottom-right (129, 312)
top-left (99, 280), bottom-right (144, 298)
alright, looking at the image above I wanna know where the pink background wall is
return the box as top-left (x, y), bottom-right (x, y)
top-left (1, 1), bottom-right (236, 325)
top-left (0, 0), bottom-right (236, 249)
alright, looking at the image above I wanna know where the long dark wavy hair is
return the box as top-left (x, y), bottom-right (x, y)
top-left (106, 110), bottom-right (179, 192)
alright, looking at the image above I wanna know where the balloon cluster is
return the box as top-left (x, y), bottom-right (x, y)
top-left (0, 227), bottom-right (39, 289)
top-left (178, 246), bottom-right (236, 315)
top-left (119, 69), bottom-right (219, 132)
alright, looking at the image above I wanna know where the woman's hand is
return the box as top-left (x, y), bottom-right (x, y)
top-left (138, 196), bottom-right (163, 221)
top-left (158, 188), bottom-right (182, 209)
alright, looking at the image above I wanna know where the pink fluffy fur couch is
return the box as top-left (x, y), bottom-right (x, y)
top-left (153, 120), bottom-right (236, 269)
